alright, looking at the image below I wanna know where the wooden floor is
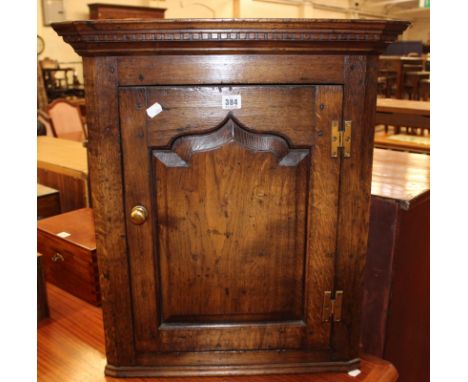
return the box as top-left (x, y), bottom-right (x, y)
top-left (38, 284), bottom-right (397, 382)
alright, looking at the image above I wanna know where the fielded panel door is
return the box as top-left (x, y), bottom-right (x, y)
top-left (119, 85), bottom-right (343, 354)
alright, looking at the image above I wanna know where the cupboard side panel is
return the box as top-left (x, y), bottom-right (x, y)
top-left (304, 85), bottom-right (342, 349)
top-left (83, 56), bottom-right (135, 365)
top-left (119, 88), bottom-right (162, 351)
top-left (332, 55), bottom-right (378, 359)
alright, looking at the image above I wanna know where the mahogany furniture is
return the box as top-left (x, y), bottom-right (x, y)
top-left (38, 283), bottom-right (399, 382)
top-left (53, 19), bottom-right (408, 377)
top-left (37, 208), bottom-right (100, 305)
top-left (37, 184), bottom-right (61, 219)
top-left (37, 136), bottom-right (89, 212)
top-left (37, 254), bottom-right (49, 323)
top-left (88, 3), bottom-right (166, 19)
top-left (362, 148), bottom-right (429, 382)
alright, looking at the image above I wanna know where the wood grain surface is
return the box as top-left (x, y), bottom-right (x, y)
top-left (371, 148), bottom-right (429, 208)
top-left (118, 85), bottom-right (344, 361)
top-left (38, 283), bottom-right (398, 382)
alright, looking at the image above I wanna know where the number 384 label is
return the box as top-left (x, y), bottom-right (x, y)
top-left (222, 95), bottom-right (242, 110)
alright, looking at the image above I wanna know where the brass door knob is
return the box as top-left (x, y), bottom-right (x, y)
top-left (130, 205), bottom-right (148, 225)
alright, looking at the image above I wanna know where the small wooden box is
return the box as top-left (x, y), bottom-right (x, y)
top-left (37, 208), bottom-right (100, 305)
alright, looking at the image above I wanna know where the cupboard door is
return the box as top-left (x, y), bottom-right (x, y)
top-left (120, 85), bottom-right (343, 355)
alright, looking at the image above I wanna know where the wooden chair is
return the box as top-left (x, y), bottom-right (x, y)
top-left (37, 109), bottom-right (56, 137)
top-left (46, 99), bottom-right (87, 142)
top-left (419, 78), bottom-right (430, 101)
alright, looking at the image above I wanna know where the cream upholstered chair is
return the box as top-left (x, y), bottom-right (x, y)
top-left (46, 99), bottom-right (87, 142)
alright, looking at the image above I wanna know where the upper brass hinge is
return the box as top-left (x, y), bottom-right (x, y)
top-left (322, 290), bottom-right (343, 322)
top-left (331, 120), bottom-right (352, 158)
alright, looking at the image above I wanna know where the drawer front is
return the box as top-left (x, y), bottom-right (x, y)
top-left (37, 231), bottom-right (100, 305)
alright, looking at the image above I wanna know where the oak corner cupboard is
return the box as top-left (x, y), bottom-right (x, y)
top-left (52, 19), bottom-right (408, 378)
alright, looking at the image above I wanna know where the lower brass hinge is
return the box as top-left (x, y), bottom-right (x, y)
top-left (322, 290), bottom-right (343, 322)
top-left (331, 120), bottom-right (352, 158)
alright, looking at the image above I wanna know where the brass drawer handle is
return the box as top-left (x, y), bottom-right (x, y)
top-left (51, 252), bottom-right (64, 262)
top-left (130, 205), bottom-right (148, 225)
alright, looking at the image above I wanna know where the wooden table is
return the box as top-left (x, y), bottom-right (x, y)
top-left (38, 282), bottom-right (398, 382)
top-left (362, 148), bottom-right (430, 382)
top-left (374, 98), bottom-right (430, 153)
top-left (376, 98), bottom-right (429, 130)
top-left (37, 136), bottom-right (89, 212)
top-left (374, 132), bottom-right (429, 154)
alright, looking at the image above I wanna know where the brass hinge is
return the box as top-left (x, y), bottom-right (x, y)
top-left (331, 120), bottom-right (352, 158)
top-left (322, 290), bottom-right (343, 322)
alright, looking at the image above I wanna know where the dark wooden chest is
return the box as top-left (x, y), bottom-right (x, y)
top-left (37, 208), bottom-right (100, 306)
top-left (53, 19), bottom-right (408, 377)
top-left (363, 149), bottom-right (430, 382)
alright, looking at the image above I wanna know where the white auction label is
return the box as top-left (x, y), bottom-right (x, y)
top-left (146, 102), bottom-right (163, 118)
top-left (222, 95), bottom-right (241, 110)
top-left (348, 369), bottom-right (362, 377)
top-left (57, 231), bottom-right (71, 238)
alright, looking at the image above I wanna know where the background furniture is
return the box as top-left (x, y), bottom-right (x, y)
top-left (88, 3), bottom-right (166, 19)
top-left (362, 148), bottom-right (430, 382)
top-left (384, 41), bottom-right (424, 56)
top-left (376, 98), bottom-right (430, 133)
top-left (46, 98), bottom-right (87, 142)
top-left (37, 109), bottom-right (56, 137)
top-left (39, 57), bottom-right (84, 102)
top-left (37, 208), bottom-right (100, 306)
top-left (37, 136), bottom-right (89, 212)
top-left (374, 98), bottom-right (430, 153)
top-left (38, 283), bottom-right (398, 382)
top-left (53, 18), bottom-right (407, 377)
top-left (37, 254), bottom-right (49, 323)
top-left (37, 184), bottom-right (61, 219)
top-left (378, 56), bottom-right (428, 99)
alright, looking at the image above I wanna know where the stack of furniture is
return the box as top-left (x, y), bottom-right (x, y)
top-left (39, 57), bottom-right (84, 102)
top-left (378, 55), bottom-right (429, 100)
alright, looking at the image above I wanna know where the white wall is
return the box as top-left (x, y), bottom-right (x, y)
top-left (402, 17), bottom-right (430, 43)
